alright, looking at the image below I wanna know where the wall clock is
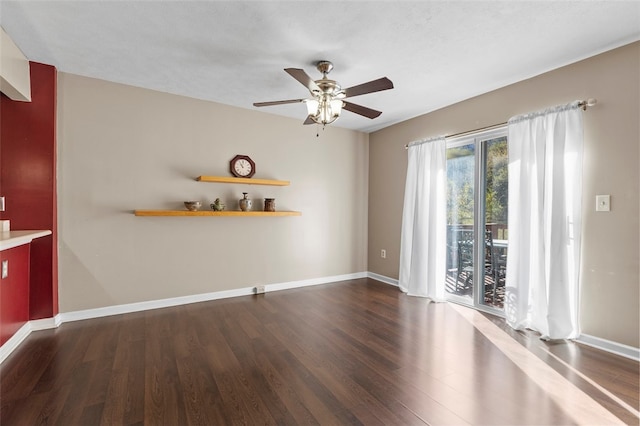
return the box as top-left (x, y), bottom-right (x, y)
top-left (230, 154), bottom-right (256, 178)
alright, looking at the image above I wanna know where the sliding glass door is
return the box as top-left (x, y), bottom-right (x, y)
top-left (445, 129), bottom-right (508, 312)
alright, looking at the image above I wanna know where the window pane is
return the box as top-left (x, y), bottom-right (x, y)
top-left (482, 136), bottom-right (508, 309)
top-left (485, 137), bottom-right (508, 236)
top-left (446, 143), bottom-right (475, 299)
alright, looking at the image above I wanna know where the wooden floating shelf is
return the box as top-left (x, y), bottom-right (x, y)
top-left (196, 176), bottom-right (290, 186)
top-left (134, 210), bottom-right (301, 217)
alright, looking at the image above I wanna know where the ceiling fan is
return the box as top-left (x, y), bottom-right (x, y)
top-left (253, 61), bottom-right (393, 126)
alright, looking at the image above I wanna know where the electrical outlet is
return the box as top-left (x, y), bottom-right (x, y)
top-left (255, 285), bottom-right (266, 294)
top-left (381, 249), bottom-right (386, 259)
top-left (1, 260), bottom-right (7, 279)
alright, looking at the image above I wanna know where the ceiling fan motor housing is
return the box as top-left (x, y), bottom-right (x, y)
top-left (313, 79), bottom-right (344, 97)
top-left (313, 61), bottom-right (345, 97)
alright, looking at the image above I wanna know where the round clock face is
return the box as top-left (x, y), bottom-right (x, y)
top-left (230, 155), bottom-right (256, 178)
top-left (234, 159), bottom-right (252, 176)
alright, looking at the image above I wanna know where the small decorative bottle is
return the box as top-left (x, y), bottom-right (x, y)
top-left (239, 192), bottom-right (252, 211)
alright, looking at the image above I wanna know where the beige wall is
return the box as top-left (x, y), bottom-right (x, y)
top-left (368, 42), bottom-right (639, 348)
top-left (57, 73), bottom-right (369, 312)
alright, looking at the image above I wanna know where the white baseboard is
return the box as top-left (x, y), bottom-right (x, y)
top-left (58, 286), bottom-right (256, 324)
top-left (577, 333), bottom-right (640, 362)
top-left (57, 272), bottom-right (368, 324)
top-left (29, 316), bottom-right (60, 331)
top-left (266, 272), bottom-right (367, 293)
top-left (0, 322), bottom-right (31, 364)
top-left (367, 272), bottom-right (399, 287)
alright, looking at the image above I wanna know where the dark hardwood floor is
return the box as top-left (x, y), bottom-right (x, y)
top-left (1, 278), bottom-right (638, 425)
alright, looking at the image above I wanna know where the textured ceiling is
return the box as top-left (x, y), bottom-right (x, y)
top-left (1, 1), bottom-right (639, 133)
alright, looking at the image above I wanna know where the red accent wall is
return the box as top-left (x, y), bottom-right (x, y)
top-left (0, 244), bottom-right (31, 345)
top-left (0, 62), bottom-right (58, 319)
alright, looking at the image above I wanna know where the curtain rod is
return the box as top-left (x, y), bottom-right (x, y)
top-left (404, 98), bottom-right (597, 149)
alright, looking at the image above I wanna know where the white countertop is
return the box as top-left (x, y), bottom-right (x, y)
top-left (0, 230), bottom-right (52, 251)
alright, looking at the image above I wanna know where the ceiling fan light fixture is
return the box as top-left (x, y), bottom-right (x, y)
top-left (306, 97), bottom-right (343, 125)
top-left (305, 99), bottom-right (319, 115)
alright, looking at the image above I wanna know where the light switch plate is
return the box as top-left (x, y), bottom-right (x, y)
top-left (596, 195), bottom-right (611, 212)
top-left (1, 260), bottom-right (8, 279)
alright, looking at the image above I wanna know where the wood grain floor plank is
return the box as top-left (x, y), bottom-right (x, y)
top-left (100, 326), bottom-right (145, 425)
top-left (144, 334), bottom-right (189, 425)
top-left (219, 332), bottom-right (306, 425)
top-left (1, 389), bottom-right (51, 425)
top-left (243, 341), bottom-right (300, 425)
top-left (252, 350), bottom-right (319, 425)
top-left (56, 360), bottom-right (103, 425)
top-left (175, 351), bottom-right (226, 425)
top-left (0, 335), bottom-right (58, 402)
top-left (201, 329), bottom-right (278, 425)
top-left (100, 370), bottom-right (128, 425)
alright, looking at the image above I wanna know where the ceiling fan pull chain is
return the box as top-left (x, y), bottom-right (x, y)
top-left (315, 123), bottom-right (327, 138)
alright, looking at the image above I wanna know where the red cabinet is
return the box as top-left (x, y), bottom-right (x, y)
top-left (0, 244), bottom-right (31, 346)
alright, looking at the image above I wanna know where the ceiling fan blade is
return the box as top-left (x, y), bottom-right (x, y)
top-left (253, 99), bottom-right (306, 107)
top-left (285, 68), bottom-right (321, 93)
top-left (344, 77), bottom-right (394, 98)
top-left (343, 101), bottom-right (382, 119)
top-left (303, 115), bottom-right (315, 125)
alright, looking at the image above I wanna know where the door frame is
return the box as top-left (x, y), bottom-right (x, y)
top-left (445, 126), bottom-right (507, 316)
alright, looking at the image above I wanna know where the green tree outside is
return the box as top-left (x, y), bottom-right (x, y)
top-left (446, 137), bottom-right (508, 226)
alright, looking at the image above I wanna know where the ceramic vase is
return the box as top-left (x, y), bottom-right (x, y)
top-left (239, 192), bottom-right (252, 211)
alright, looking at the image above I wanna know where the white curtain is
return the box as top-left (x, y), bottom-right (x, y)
top-left (399, 136), bottom-right (447, 300)
top-left (505, 102), bottom-right (584, 340)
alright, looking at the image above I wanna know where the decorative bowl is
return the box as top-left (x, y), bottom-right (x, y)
top-left (184, 201), bottom-right (202, 211)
